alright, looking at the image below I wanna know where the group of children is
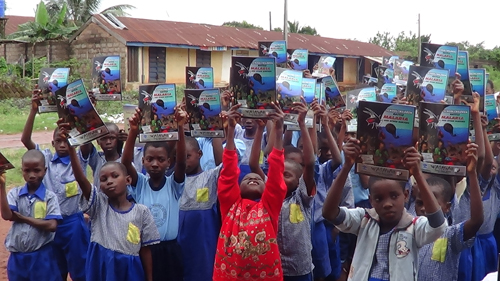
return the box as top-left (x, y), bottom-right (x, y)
top-left (0, 75), bottom-right (498, 281)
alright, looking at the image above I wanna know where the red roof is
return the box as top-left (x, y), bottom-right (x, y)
top-left (5, 15), bottom-right (34, 35)
top-left (95, 15), bottom-right (392, 57)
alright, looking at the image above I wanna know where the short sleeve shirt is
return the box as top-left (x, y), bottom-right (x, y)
top-left (180, 165), bottom-right (222, 211)
top-left (5, 184), bottom-right (62, 252)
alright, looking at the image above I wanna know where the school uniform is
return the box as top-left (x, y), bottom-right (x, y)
top-left (178, 165), bottom-right (222, 281)
top-left (131, 173), bottom-right (184, 281)
top-left (87, 146), bottom-right (122, 187)
top-left (37, 144), bottom-right (90, 281)
top-left (234, 124), bottom-right (256, 182)
top-left (278, 178), bottom-right (314, 281)
top-left (6, 183), bottom-right (63, 281)
top-left (197, 137), bottom-right (218, 171)
top-left (80, 186), bottom-right (160, 281)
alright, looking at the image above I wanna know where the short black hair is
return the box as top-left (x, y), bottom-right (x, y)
top-left (185, 136), bottom-right (200, 151)
top-left (105, 122), bottom-right (119, 132)
top-left (368, 176), bottom-right (406, 191)
top-left (144, 142), bottom-right (170, 157)
top-left (22, 149), bottom-right (45, 165)
top-left (101, 161), bottom-right (127, 175)
top-left (53, 127), bottom-right (61, 139)
top-left (285, 159), bottom-right (303, 177)
top-left (426, 176), bottom-right (453, 202)
top-left (284, 145), bottom-right (303, 158)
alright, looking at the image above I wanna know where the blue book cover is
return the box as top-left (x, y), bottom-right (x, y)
top-left (91, 55), bottom-right (122, 101)
top-left (406, 65), bottom-right (449, 105)
top-left (346, 87), bottom-right (377, 132)
top-left (287, 49), bottom-right (308, 70)
top-left (277, 70), bottom-right (303, 123)
top-left (185, 89), bottom-right (224, 138)
top-left (37, 67), bottom-right (70, 113)
top-left (259, 41), bottom-right (287, 64)
top-left (470, 68), bottom-right (486, 111)
top-left (485, 94), bottom-right (500, 140)
top-left (186, 67), bottom-right (214, 90)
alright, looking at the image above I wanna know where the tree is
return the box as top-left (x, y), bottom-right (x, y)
top-left (222, 21), bottom-right (263, 30)
top-left (369, 31), bottom-right (431, 60)
top-left (273, 27), bottom-right (283, 32)
top-left (286, 21), bottom-right (319, 36)
top-left (45, 0), bottom-right (135, 26)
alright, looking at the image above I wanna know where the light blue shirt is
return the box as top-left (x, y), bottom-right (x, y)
top-left (350, 166), bottom-right (369, 204)
top-left (131, 173), bottom-right (184, 241)
top-left (197, 137), bottom-right (217, 171)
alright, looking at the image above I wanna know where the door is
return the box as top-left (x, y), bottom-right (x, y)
top-left (149, 47), bottom-right (166, 83)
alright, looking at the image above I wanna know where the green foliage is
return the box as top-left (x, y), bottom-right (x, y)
top-left (286, 21), bottom-right (319, 36)
top-left (222, 21), bottom-right (264, 30)
top-left (369, 31), bottom-right (431, 60)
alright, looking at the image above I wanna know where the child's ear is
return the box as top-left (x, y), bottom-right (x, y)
top-left (125, 175), bottom-right (132, 185)
top-left (403, 189), bottom-right (409, 201)
top-left (198, 149), bottom-right (203, 159)
top-left (444, 201), bottom-right (452, 214)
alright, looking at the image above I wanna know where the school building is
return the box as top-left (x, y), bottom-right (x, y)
top-left (3, 14), bottom-right (393, 91)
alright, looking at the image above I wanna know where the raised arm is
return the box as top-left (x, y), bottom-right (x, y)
top-left (313, 103), bottom-right (342, 169)
top-left (323, 138), bottom-right (359, 222)
top-left (20, 90), bottom-right (41, 150)
top-left (463, 143), bottom-right (484, 241)
top-left (294, 97), bottom-right (316, 196)
top-left (174, 106), bottom-right (187, 183)
top-left (467, 92), bottom-right (485, 174)
top-left (212, 137), bottom-right (224, 167)
top-left (337, 110), bottom-right (353, 152)
top-left (0, 172), bottom-right (14, 221)
top-left (59, 120), bottom-right (92, 200)
top-left (249, 119), bottom-right (266, 180)
top-left (121, 108), bottom-right (140, 187)
top-left (480, 114), bottom-right (494, 180)
top-left (452, 73), bottom-right (464, 106)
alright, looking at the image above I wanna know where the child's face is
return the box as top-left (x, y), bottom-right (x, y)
top-left (98, 165), bottom-right (131, 198)
top-left (491, 160), bottom-right (498, 179)
top-left (142, 147), bottom-right (170, 178)
top-left (22, 157), bottom-right (46, 188)
top-left (52, 129), bottom-right (69, 157)
top-left (286, 152), bottom-right (303, 167)
top-left (369, 179), bottom-right (408, 227)
top-left (318, 138), bottom-right (331, 164)
top-left (240, 173), bottom-right (265, 200)
top-left (185, 145), bottom-right (202, 175)
top-left (97, 127), bottom-right (119, 153)
top-left (415, 185), bottom-right (451, 216)
top-left (284, 161), bottom-right (301, 194)
top-left (242, 118), bottom-right (256, 132)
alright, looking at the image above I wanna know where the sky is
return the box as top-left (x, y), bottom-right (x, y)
top-left (7, 0), bottom-right (499, 49)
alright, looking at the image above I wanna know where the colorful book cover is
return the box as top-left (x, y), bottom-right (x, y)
top-left (185, 67), bottom-right (214, 90)
top-left (420, 43), bottom-right (458, 79)
top-left (346, 88), bottom-right (377, 132)
top-left (378, 83), bottom-right (397, 103)
top-left (418, 102), bottom-right (470, 176)
top-left (382, 56), bottom-right (399, 69)
top-left (406, 65), bottom-right (449, 106)
top-left (37, 68), bottom-right (70, 113)
top-left (486, 73), bottom-right (490, 83)
top-left (230, 56), bottom-right (277, 118)
top-left (287, 49), bottom-right (308, 70)
top-left (457, 51), bottom-right (473, 99)
top-left (356, 101), bottom-right (416, 180)
top-left (138, 84), bottom-right (178, 142)
top-left (375, 66), bottom-right (394, 89)
top-left (300, 77), bottom-right (316, 129)
top-left (469, 68), bottom-right (486, 111)
top-left (0, 151), bottom-right (14, 172)
top-left (318, 76), bottom-right (345, 110)
top-left (393, 60), bottom-right (414, 86)
top-left (185, 89), bottom-right (225, 138)
top-left (55, 79), bottom-right (109, 146)
top-left (259, 41), bottom-right (287, 64)
top-left (277, 70), bottom-right (303, 123)
top-left (91, 55), bottom-right (121, 101)
top-left (313, 56), bottom-right (336, 78)
top-left (485, 94), bottom-right (500, 140)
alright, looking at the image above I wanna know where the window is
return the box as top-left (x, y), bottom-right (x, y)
top-left (127, 47), bottom-right (139, 82)
top-left (334, 57), bottom-right (344, 82)
top-left (196, 49), bottom-right (211, 67)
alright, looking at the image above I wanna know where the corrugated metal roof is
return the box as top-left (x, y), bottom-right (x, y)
top-left (5, 15), bottom-right (34, 36)
top-left (95, 15), bottom-right (393, 57)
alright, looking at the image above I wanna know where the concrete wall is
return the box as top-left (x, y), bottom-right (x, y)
top-left (0, 40), bottom-right (70, 64)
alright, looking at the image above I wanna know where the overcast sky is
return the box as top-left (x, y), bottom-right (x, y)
top-left (7, 0), bottom-right (499, 49)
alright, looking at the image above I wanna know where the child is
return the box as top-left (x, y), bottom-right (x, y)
top-left (234, 118), bottom-right (260, 182)
top-left (213, 102), bottom-right (287, 280)
top-left (62, 124), bottom-right (160, 281)
top-left (417, 143), bottom-right (483, 281)
top-left (121, 107), bottom-right (187, 281)
top-left (21, 93), bottom-right (89, 281)
top-left (0, 150), bottom-right (63, 281)
top-left (178, 136), bottom-right (223, 281)
top-left (323, 139), bottom-right (447, 281)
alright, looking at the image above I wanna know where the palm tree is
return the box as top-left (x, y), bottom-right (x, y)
top-left (45, 0), bottom-right (135, 26)
top-left (285, 21), bottom-right (320, 36)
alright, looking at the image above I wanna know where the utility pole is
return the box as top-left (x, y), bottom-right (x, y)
top-left (269, 11), bottom-right (272, 31)
top-left (284, 0), bottom-right (288, 45)
top-left (417, 13), bottom-right (421, 64)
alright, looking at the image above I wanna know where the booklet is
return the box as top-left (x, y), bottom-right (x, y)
top-left (346, 88), bottom-right (377, 132)
top-left (375, 66), bottom-right (394, 89)
top-left (457, 51), bottom-right (473, 101)
top-left (313, 56), bottom-right (336, 78)
top-left (318, 76), bottom-right (345, 110)
top-left (0, 151), bottom-right (14, 172)
top-left (37, 68), bottom-right (70, 113)
top-left (287, 49), bottom-right (308, 70)
top-left (419, 43), bottom-right (458, 79)
top-left (356, 101), bottom-right (416, 180)
top-left (259, 40), bottom-right (287, 64)
top-left (406, 65), bottom-right (449, 106)
top-left (185, 89), bottom-right (225, 138)
top-left (91, 55), bottom-right (122, 101)
top-left (186, 67), bottom-right (214, 90)
top-left (485, 94), bottom-right (500, 140)
top-left (469, 68), bottom-right (486, 112)
top-left (277, 69), bottom-right (303, 123)
top-left (55, 79), bottom-right (109, 146)
top-left (393, 60), bottom-right (414, 86)
top-left (230, 56), bottom-right (277, 118)
top-left (378, 83), bottom-right (397, 103)
top-left (418, 102), bottom-right (470, 176)
top-left (138, 84), bottom-right (178, 142)
top-left (302, 78), bottom-right (316, 128)
top-left (382, 56), bottom-right (399, 69)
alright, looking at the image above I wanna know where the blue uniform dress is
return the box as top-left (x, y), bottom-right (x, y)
top-left (6, 183), bottom-right (63, 281)
top-left (80, 186), bottom-right (160, 281)
top-left (131, 173), bottom-right (185, 281)
top-left (37, 144), bottom-right (90, 281)
top-left (178, 165), bottom-right (222, 281)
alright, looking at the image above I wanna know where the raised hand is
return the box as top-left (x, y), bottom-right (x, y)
top-left (267, 102), bottom-right (285, 130)
top-left (462, 92), bottom-right (480, 114)
top-left (222, 104), bottom-right (242, 128)
top-left (342, 138), bottom-right (361, 167)
top-left (255, 119), bottom-right (267, 129)
top-left (452, 72), bottom-right (464, 98)
top-left (341, 109), bottom-right (353, 122)
top-left (292, 96), bottom-right (308, 124)
top-left (174, 106), bottom-right (189, 126)
top-left (481, 114), bottom-right (488, 129)
top-left (128, 108), bottom-right (141, 134)
top-left (403, 146), bottom-right (423, 176)
top-left (31, 88), bottom-right (41, 111)
top-left (465, 143), bottom-right (478, 174)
